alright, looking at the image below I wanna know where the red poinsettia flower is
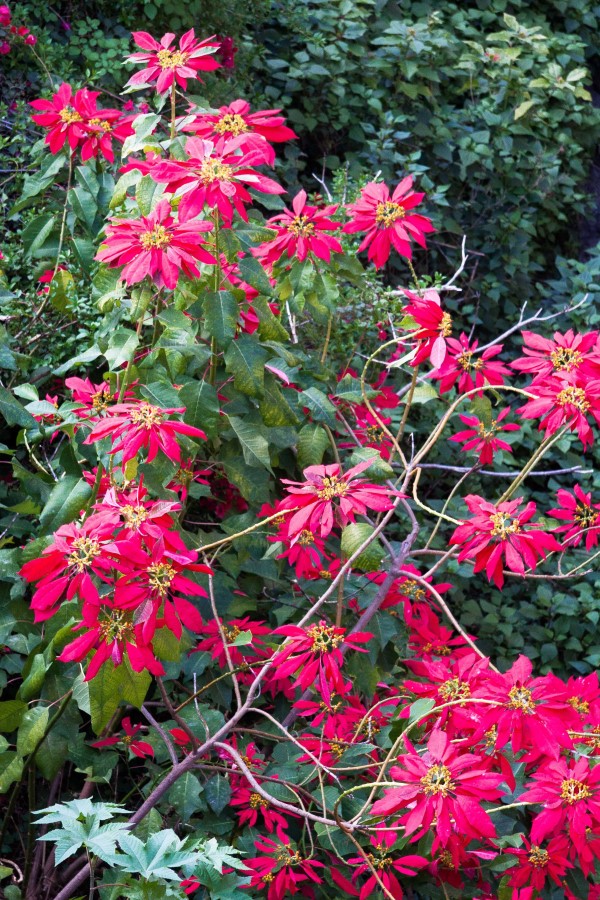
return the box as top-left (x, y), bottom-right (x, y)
top-left (548, 484), bottom-right (600, 550)
top-left (244, 836), bottom-right (324, 900)
top-left (57, 596), bottom-right (165, 680)
top-left (511, 329), bottom-right (600, 384)
top-left (450, 494), bottom-right (562, 588)
top-left (230, 784), bottom-right (290, 841)
top-left (272, 621), bottom-right (371, 705)
top-left (404, 600), bottom-right (471, 659)
top-left (449, 408), bottom-right (520, 465)
top-left (80, 111), bottom-right (134, 164)
top-left (277, 457), bottom-right (399, 539)
top-left (125, 29), bottom-right (220, 94)
top-left (342, 828), bottom-right (428, 900)
top-left (95, 199), bottom-right (215, 290)
top-left (371, 729), bottom-right (505, 845)
top-left (92, 716), bottom-right (154, 758)
top-left (402, 290), bottom-right (452, 368)
top-left (149, 135), bottom-right (284, 225)
top-left (274, 527), bottom-right (331, 579)
top-left (505, 835), bottom-right (572, 895)
top-left (185, 98), bottom-right (297, 159)
top-left (517, 372), bottom-right (600, 450)
top-left (520, 756), bottom-right (600, 851)
top-left (343, 177), bottom-right (435, 268)
top-left (30, 82), bottom-right (92, 153)
top-left (432, 333), bottom-right (510, 395)
top-left (65, 375), bottom-right (125, 419)
top-left (19, 512), bottom-right (116, 622)
top-left (253, 189), bottom-right (342, 266)
top-left (84, 400), bottom-right (207, 467)
top-left (96, 485), bottom-right (181, 544)
top-left (193, 616), bottom-right (270, 668)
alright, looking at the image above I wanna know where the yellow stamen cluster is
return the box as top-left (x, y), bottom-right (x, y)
top-left (420, 764), bottom-right (455, 797)
top-left (249, 792), bottom-right (269, 809)
top-left (140, 224), bottom-right (172, 250)
top-left (156, 48), bottom-right (189, 69)
top-left (130, 403), bottom-right (164, 428)
top-left (490, 511), bottom-right (521, 540)
top-left (401, 579), bottom-right (426, 602)
top-left (298, 530), bottom-right (315, 546)
top-left (550, 346), bottom-right (583, 373)
top-left (457, 350), bottom-right (484, 372)
top-left (375, 200), bottom-right (406, 227)
top-left (359, 716), bottom-right (381, 739)
top-left (59, 106), bottom-right (83, 124)
top-left (556, 386), bottom-right (590, 412)
top-left (89, 117), bottom-right (112, 132)
top-left (214, 113), bottom-right (249, 136)
top-left (568, 695), bottom-right (590, 715)
top-left (68, 536), bottom-right (101, 572)
top-left (307, 623), bottom-right (344, 653)
top-left (223, 625), bottom-right (242, 643)
top-left (440, 311), bottom-right (453, 338)
top-left (316, 475), bottom-right (348, 501)
top-left (439, 677), bottom-right (471, 703)
top-left (330, 741), bottom-right (345, 760)
top-left (477, 419), bottom-right (501, 441)
top-left (98, 609), bottom-right (135, 644)
top-left (122, 505), bottom-right (149, 528)
top-left (367, 852), bottom-right (393, 870)
top-left (507, 685), bottom-right (535, 713)
top-left (91, 389), bottom-right (112, 413)
top-left (286, 215), bottom-right (316, 238)
top-left (528, 846), bottom-right (550, 867)
top-left (198, 159), bottom-right (233, 184)
top-left (423, 641), bottom-right (451, 656)
top-left (147, 561), bottom-right (176, 597)
top-left (275, 845), bottom-right (303, 865)
top-left (172, 466), bottom-right (194, 487)
top-left (560, 778), bottom-right (592, 804)
top-left (574, 504), bottom-right (599, 530)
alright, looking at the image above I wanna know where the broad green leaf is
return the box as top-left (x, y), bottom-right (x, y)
top-left (89, 660), bottom-right (151, 735)
top-left (136, 174), bottom-right (160, 215)
top-left (166, 772), bottom-right (203, 821)
top-left (224, 335), bottom-right (268, 397)
top-left (22, 213), bottom-right (56, 258)
top-left (179, 379), bottom-right (220, 438)
top-left (258, 375), bottom-right (299, 427)
top-left (203, 291), bottom-right (239, 347)
top-left (121, 113), bottom-right (161, 157)
top-left (54, 345), bottom-right (102, 376)
top-left (299, 387), bottom-right (337, 427)
top-left (18, 653), bottom-right (48, 701)
top-left (341, 522), bottom-right (385, 572)
top-left (297, 423), bottom-right (330, 468)
top-left (0, 386), bottom-right (39, 429)
top-left (227, 416), bottom-right (272, 471)
top-left (17, 705), bottom-right (49, 756)
top-left (470, 394), bottom-right (493, 426)
top-left (0, 700), bottom-right (27, 732)
top-left (48, 269), bottom-right (76, 313)
top-left (514, 99), bottom-right (536, 120)
top-left (204, 775), bottom-right (231, 815)
top-left (408, 697), bottom-right (436, 724)
top-left (253, 295), bottom-right (288, 341)
top-left (0, 752), bottom-right (23, 792)
top-left (237, 255), bottom-right (275, 297)
top-left (39, 476), bottom-right (91, 534)
top-left (69, 185), bottom-right (98, 232)
top-left (104, 327), bottom-right (139, 370)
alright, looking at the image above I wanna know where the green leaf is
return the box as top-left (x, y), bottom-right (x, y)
top-left (341, 522), bottom-right (385, 572)
top-left (253, 295), bottom-right (288, 342)
top-left (514, 99), bottom-right (536, 120)
top-left (203, 291), bottom-right (239, 347)
top-left (204, 774), bottom-right (232, 815)
top-left (224, 335), bottom-right (268, 398)
top-left (408, 698), bottom-right (436, 725)
top-left (179, 380), bottom-right (220, 439)
top-left (18, 653), bottom-right (48, 701)
top-left (121, 113), bottom-right (161, 157)
top-left (259, 375), bottom-right (299, 427)
top-left (16, 705), bottom-right (49, 756)
top-left (104, 327), bottom-right (139, 370)
top-left (69, 185), bottom-right (98, 232)
top-left (237, 255), bottom-right (275, 297)
top-left (136, 174), bottom-right (160, 215)
top-left (470, 394), bottom-right (493, 426)
top-left (299, 387), bottom-right (337, 428)
top-left (89, 661), bottom-right (151, 735)
top-left (166, 773), bottom-right (204, 821)
top-left (40, 476), bottom-right (91, 534)
top-left (0, 700), bottom-right (27, 732)
top-left (0, 386), bottom-right (39, 429)
top-left (0, 752), bottom-right (23, 792)
top-left (21, 213), bottom-right (56, 258)
top-left (227, 416), bottom-right (272, 471)
top-left (297, 423), bottom-right (330, 468)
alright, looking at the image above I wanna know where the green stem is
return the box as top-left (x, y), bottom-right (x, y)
top-left (320, 314), bottom-right (332, 365)
top-left (396, 365), bottom-right (419, 446)
top-left (170, 82), bottom-right (177, 142)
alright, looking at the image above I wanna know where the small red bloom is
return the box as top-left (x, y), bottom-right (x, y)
top-left (346, 829), bottom-right (428, 900)
top-left (403, 290), bottom-right (452, 368)
top-left (92, 716), bottom-right (154, 758)
top-left (95, 199), bottom-right (215, 290)
top-left (343, 178), bottom-right (435, 268)
top-left (230, 784), bottom-right (290, 840)
top-left (193, 616), bottom-right (270, 668)
top-left (449, 408), bottom-right (520, 465)
top-left (253, 189), bottom-right (342, 266)
top-left (30, 83), bottom-right (91, 153)
top-left (244, 836), bottom-right (324, 900)
top-left (517, 372), bottom-right (600, 450)
top-left (186, 98), bottom-right (296, 157)
top-left (432, 333), bottom-right (510, 395)
top-left (450, 494), bottom-right (562, 588)
top-left (125, 29), bottom-right (220, 94)
top-left (505, 835), bottom-right (573, 895)
top-left (511, 329), bottom-right (600, 384)
top-left (84, 400), bottom-right (207, 468)
top-left (548, 484), bottom-right (600, 550)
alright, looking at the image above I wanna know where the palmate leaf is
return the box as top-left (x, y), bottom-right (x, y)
top-left (115, 830), bottom-right (199, 881)
top-left (35, 800), bottom-right (131, 865)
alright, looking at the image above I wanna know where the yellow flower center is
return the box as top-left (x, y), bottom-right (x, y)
top-left (286, 215), bottom-right (316, 238)
top-left (485, 725), bottom-right (498, 748)
top-left (298, 529), bottom-right (315, 546)
top-left (556, 386), bottom-right (590, 412)
top-left (440, 311), bottom-right (452, 338)
top-left (550, 346), bottom-right (583, 373)
top-left (91, 389), bottom-right (112, 413)
top-left (249, 792), bottom-right (269, 809)
top-left (400, 579), bottom-right (426, 602)
top-left (173, 466), bottom-right (194, 486)
top-left (439, 677), bottom-right (471, 703)
top-left (528, 846), bottom-right (550, 867)
top-left (129, 403), bottom-right (164, 428)
top-left (574, 504), bottom-right (598, 530)
top-left (98, 609), bottom-right (135, 644)
top-left (568, 696), bottom-right (590, 715)
top-left (367, 852), bottom-right (393, 870)
top-left (89, 117), bottom-right (112, 132)
top-left (560, 778), bottom-right (592, 805)
top-left (330, 741), bottom-right (345, 759)
top-left (59, 106), bottom-right (83, 125)
top-left (319, 569), bottom-right (333, 580)
top-left (307, 623), bottom-right (344, 653)
top-left (584, 725), bottom-right (600, 749)
top-left (122, 505), bottom-right (148, 528)
top-left (198, 159), bottom-right (233, 185)
top-left (359, 716), bottom-right (381, 739)
top-left (214, 113), bottom-right (249, 136)
top-left (423, 641), bottom-right (451, 656)
top-left (438, 850), bottom-right (455, 868)
top-left (375, 200), bottom-right (406, 227)
top-left (223, 625), bottom-right (242, 643)
top-left (490, 511), bottom-right (521, 540)
top-left (156, 48), bottom-right (189, 69)
top-left (139, 224), bottom-right (172, 250)
top-left (146, 561), bottom-right (176, 597)
top-left (477, 418), bottom-right (500, 441)
top-left (420, 764), bottom-right (455, 796)
top-left (68, 536), bottom-right (101, 572)
top-left (275, 845), bottom-right (303, 865)
top-left (316, 475), bottom-right (348, 500)
top-left (508, 685), bottom-right (535, 713)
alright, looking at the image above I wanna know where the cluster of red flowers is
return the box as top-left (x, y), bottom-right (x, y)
top-left (0, 4), bottom-right (36, 55)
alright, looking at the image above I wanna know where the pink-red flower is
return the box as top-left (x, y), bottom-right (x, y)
top-left (450, 494), bottom-right (561, 588)
top-left (253, 189), bottom-right (342, 265)
top-left (125, 29), bottom-right (220, 94)
top-left (230, 784), bottom-right (290, 841)
top-left (95, 199), bottom-right (215, 290)
top-left (186, 98), bottom-right (296, 158)
top-left (505, 835), bottom-right (573, 896)
top-left (370, 729), bottom-right (505, 845)
top-left (92, 716), bottom-right (154, 758)
top-left (30, 83), bottom-right (92, 153)
top-left (432, 333), bottom-right (510, 395)
top-left (548, 484), bottom-right (600, 550)
top-left (244, 836), bottom-right (324, 900)
top-left (449, 408), bottom-right (520, 465)
top-left (517, 372), bottom-right (600, 450)
top-left (277, 458), bottom-right (398, 539)
top-left (511, 329), bottom-right (600, 384)
top-left (402, 290), bottom-right (452, 368)
top-left (341, 829), bottom-right (428, 900)
top-left (343, 177), bottom-right (434, 268)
